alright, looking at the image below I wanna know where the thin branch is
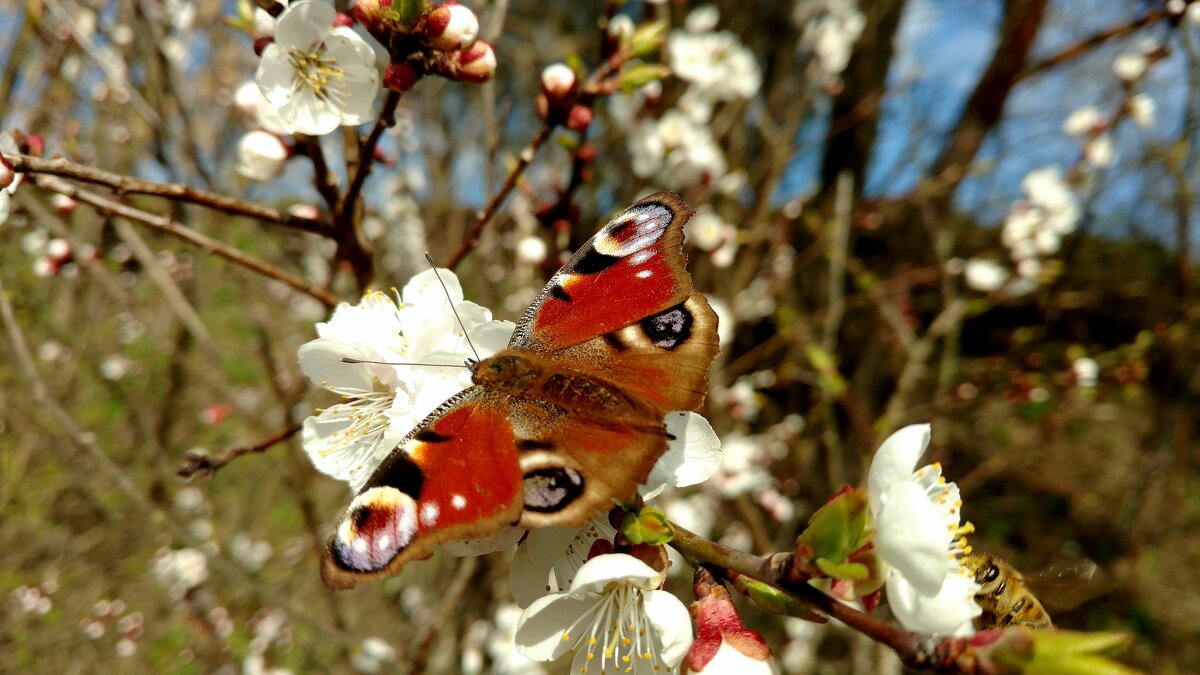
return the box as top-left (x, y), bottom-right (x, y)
top-left (447, 124), bottom-right (552, 270)
top-left (5, 154), bottom-right (327, 234)
top-left (178, 424), bottom-right (303, 479)
top-left (341, 90), bottom-right (402, 224)
top-left (31, 174), bottom-right (340, 307)
top-left (668, 525), bottom-right (963, 670)
top-left (1017, 8), bottom-right (1167, 82)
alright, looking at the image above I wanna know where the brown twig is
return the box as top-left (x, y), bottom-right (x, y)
top-left (1017, 8), bottom-right (1167, 82)
top-left (298, 135), bottom-right (342, 214)
top-left (5, 154), bottom-right (327, 234)
top-left (447, 124), bottom-right (553, 269)
top-left (178, 424), bottom-right (303, 479)
top-left (341, 90), bottom-right (402, 225)
top-left (30, 174), bottom-right (341, 307)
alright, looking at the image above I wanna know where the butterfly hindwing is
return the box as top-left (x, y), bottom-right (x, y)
top-left (510, 192), bottom-right (694, 353)
top-left (321, 388), bottom-right (523, 589)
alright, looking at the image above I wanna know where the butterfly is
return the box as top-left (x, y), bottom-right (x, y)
top-left (321, 192), bottom-right (720, 589)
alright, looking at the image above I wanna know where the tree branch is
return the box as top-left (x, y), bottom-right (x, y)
top-left (178, 424), bottom-right (303, 479)
top-left (447, 124), bottom-right (553, 270)
top-left (5, 154), bottom-right (327, 234)
top-left (30, 174), bottom-right (340, 307)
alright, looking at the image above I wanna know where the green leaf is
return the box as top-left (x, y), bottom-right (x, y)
top-left (629, 20), bottom-right (668, 58)
top-left (619, 65), bottom-right (672, 92)
top-left (797, 488), bottom-right (871, 564)
top-left (742, 577), bottom-right (825, 622)
top-left (814, 559), bottom-right (868, 581)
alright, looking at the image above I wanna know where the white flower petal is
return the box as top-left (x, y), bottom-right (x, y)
top-left (642, 589), bottom-right (695, 667)
top-left (0, 192), bottom-right (9, 225)
top-left (644, 411), bottom-right (722, 493)
top-left (470, 320), bottom-right (517, 357)
top-left (513, 593), bottom-right (595, 661)
top-left (875, 482), bottom-right (952, 596)
top-left (867, 424), bottom-right (930, 512)
top-left (297, 339), bottom-right (378, 391)
top-left (569, 553), bottom-right (660, 595)
top-left (274, 0), bottom-right (333, 48)
top-left (886, 572), bottom-right (979, 636)
top-left (403, 268), bottom-right (464, 307)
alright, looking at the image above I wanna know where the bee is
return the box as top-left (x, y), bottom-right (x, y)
top-left (963, 553), bottom-right (1054, 630)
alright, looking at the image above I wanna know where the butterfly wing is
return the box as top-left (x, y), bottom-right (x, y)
top-left (510, 192), bottom-right (696, 353)
top-left (321, 388), bottom-right (523, 589)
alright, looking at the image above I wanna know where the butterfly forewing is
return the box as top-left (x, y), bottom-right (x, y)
top-left (510, 192), bottom-right (694, 353)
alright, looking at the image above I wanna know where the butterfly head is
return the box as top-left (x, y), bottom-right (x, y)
top-left (471, 351), bottom-right (541, 391)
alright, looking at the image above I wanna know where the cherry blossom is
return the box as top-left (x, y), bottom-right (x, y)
top-left (867, 424), bottom-right (981, 636)
top-left (256, 1), bottom-right (380, 136)
top-left (514, 553), bottom-right (694, 674)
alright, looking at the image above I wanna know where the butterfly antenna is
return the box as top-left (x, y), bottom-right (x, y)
top-left (340, 357), bottom-right (469, 369)
top-left (425, 253), bottom-right (482, 362)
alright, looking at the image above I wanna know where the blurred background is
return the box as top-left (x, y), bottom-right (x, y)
top-left (1, 0), bottom-right (1198, 672)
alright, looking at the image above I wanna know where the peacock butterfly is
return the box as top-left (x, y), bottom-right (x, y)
top-left (321, 192), bottom-right (720, 589)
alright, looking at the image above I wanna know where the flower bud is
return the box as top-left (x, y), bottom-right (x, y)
top-left (539, 63), bottom-right (577, 101)
top-left (333, 11), bottom-right (354, 27)
top-left (565, 103), bottom-right (593, 132)
top-left (449, 40), bottom-right (496, 83)
top-left (51, 193), bottom-right (77, 215)
top-left (423, 2), bottom-right (479, 52)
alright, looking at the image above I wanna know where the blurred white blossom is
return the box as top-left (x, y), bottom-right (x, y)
top-left (1113, 52), bottom-right (1147, 81)
top-left (793, 0), bottom-right (866, 87)
top-left (1128, 94), bottom-right (1155, 128)
top-left (963, 258), bottom-right (1009, 293)
top-left (152, 547), bottom-right (208, 599)
top-left (236, 130), bottom-right (289, 180)
top-left (669, 8), bottom-right (762, 102)
top-left (1062, 106), bottom-right (1102, 137)
top-left (1073, 357), bottom-right (1099, 388)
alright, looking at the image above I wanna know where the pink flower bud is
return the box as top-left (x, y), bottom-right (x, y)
top-left (333, 12), bottom-right (355, 27)
top-left (424, 2), bottom-right (479, 52)
top-left (452, 40), bottom-right (496, 84)
top-left (352, 0), bottom-right (392, 31)
top-left (565, 104), bottom-right (593, 132)
top-left (539, 63), bottom-right (577, 101)
top-left (51, 193), bottom-right (77, 215)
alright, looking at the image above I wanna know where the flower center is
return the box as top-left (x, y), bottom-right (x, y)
top-left (561, 584), bottom-right (666, 673)
top-left (287, 47), bottom-right (350, 105)
top-left (318, 381), bottom-right (395, 459)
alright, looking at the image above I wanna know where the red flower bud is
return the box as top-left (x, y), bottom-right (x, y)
top-left (452, 40), bottom-right (496, 84)
top-left (383, 61), bottom-right (421, 93)
top-left (565, 103), bottom-right (593, 132)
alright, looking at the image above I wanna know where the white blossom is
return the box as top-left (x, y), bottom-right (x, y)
top-left (1072, 357), bottom-right (1099, 388)
top-left (152, 547), bottom-right (209, 599)
top-left (868, 425), bottom-right (980, 635)
top-left (256, 1), bottom-right (380, 136)
top-left (1062, 106), bottom-right (1102, 137)
top-left (668, 12), bottom-right (761, 102)
top-left (963, 258), bottom-right (1009, 293)
top-left (793, 0), bottom-right (866, 86)
top-left (514, 553), bottom-right (693, 674)
top-left (1113, 52), bottom-right (1147, 82)
top-left (1084, 134), bottom-right (1115, 168)
top-left (236, 130), bottom-right (289, 180)
top-left (1128, 93), bottom-right (1155, 128)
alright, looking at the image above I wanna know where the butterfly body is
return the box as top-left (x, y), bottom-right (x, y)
top-left (321, 193), bottom-right (718, 589)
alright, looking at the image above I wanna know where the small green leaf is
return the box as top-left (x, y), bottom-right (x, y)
top-left (797, 488), bottom-right (871, 565)
top-left (814, 559), bottom-right (868, 581)
top-left (629, 20), bottom-right (668, 58)
top-left (619, 65), bottom-right (672, 92)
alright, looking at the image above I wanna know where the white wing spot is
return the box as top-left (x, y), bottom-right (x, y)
top-left (630, 250), bottom-right (654, 266)
top-left (420, 502), bottom-right (440, 527)
top-left (636, 269), bottom-right (653, 279)
top-left (451, 494), bottom-right (467, 509)
top-left (377, 534), bottom-right (391, 551)
top-left (352, 538), bottom-right (369, 554)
